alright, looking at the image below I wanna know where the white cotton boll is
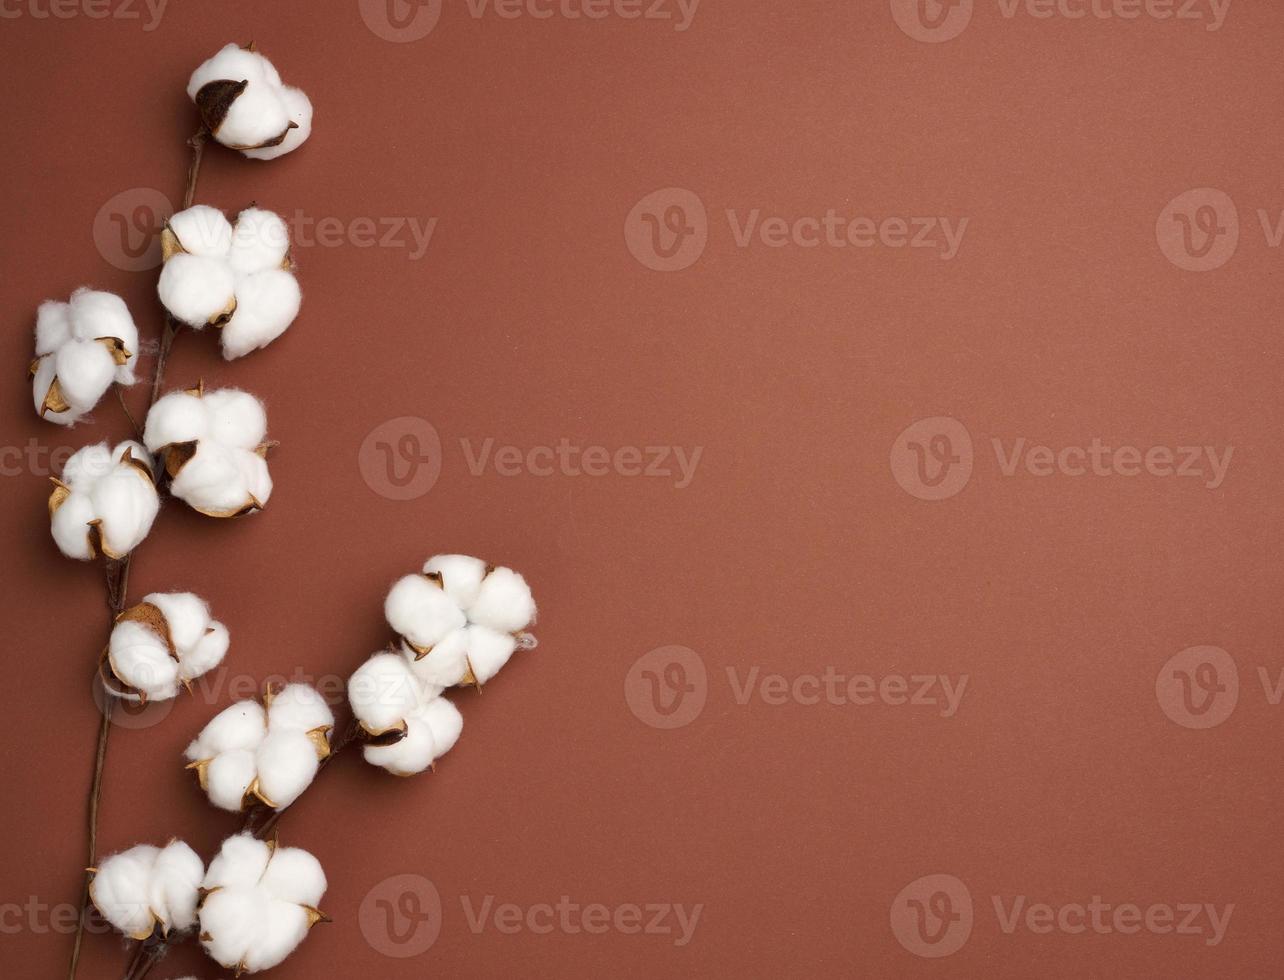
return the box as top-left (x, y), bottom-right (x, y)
top-left (242, 87), bottom-right (312, 161)
top-left (168, 205), bottom-right (234, 257)
top-left (466, 625), bottom-right (519, 685)
top-left (62, 443), bottom-right (113, 486)
top-left (35, 299), bottom-right (72, 354)
top-left (418, 696), bottom-right (463, 757)
top-left (187, 44), bottom-right (273, 99)
top-left (169, 442), bottom-right (256, 515)
top-left (89, 463), bottom-right (160, 557)
top-left (203, 834), bottom-right (271, 890)
top-left (363, 696), bottom-right (462, 776)
top-left (158, 253), bottom-right (236, 327)
top-left (221, 269), bottom-right (301, 360)
top-left (385, 574), bottom-right (466, 651)
top-left (149, 840), bottom-right (204, 933)
top-left (217, 83), bottom-right (291, 149)
top-left (267, 684), bottom-right (333, 734)
top-left (50, 340), bottom-right (116, 414)
top-left (31, 357), bottom-right (77, 426)
top-left (49, 491), bottom-right (97, 559)
top-left (90, 844), bottom-right (160, 939)
top-left (50, 442), bottom-right (158, 560)
top-left (254, 730), bottom-right (320, 809)
top-left (181, 621), bottom-right (230, 681)
top-left (206, 749), bottom-right (257, 811)
top-left (109, 619), bottom-right (180, 701)
top-left (424, 554), bottom-right (488, 609)
top-left (258, 847), bottom-right (326, 909)
top-left (469, 566), bottom-right (537, 633)
top-left (228, 208), bottom-right (290, 274)
top-left (70, 288), bottom-right (138, 360)
top-left (348, 653), bottom-right (421, 735)
top-left (402, 628), bottom-right (470, 690)
top-left (144, 592), bottom-right (211, 652)
top-left (144, 390), bottom-right (209, 449)
top-left (186, 701), bottom-right (267, 760)
top-left (202, 389), bottom-right (267, 449)
top-left (200, 888), bottom-right (271, 970)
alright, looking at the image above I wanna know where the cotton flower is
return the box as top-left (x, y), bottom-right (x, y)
top-left (158, 205), bottom-right (301, 359)
top-left (88, 839), bottom-right (204, 941)
top-left (199, 834), bottom-right (328, 974)
top-left (185, 684), bottom-right (333, 812)
top-left (104, 593), bottom-right (230, 703)
top-left (30, 288), bottom-right (138, 425)
top-left (188, 43), bottom-right (312, 160)
top-left (49, 441), bottom-right (159, 560)
top-left (386, 555), bottom-right (538, 689)
top-left (144, 383), bottom-right (273, 517)
top-left (348, 653), bottom-right (463, 777)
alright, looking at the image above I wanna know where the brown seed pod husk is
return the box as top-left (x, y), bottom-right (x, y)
top-left (194, 78), bottom-right (249, 134)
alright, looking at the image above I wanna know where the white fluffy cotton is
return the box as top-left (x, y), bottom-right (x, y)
top-left (199, 834), bottom-right (327, 974)
top-left (188, 44), bottom-right (313, 160)
top-left (387, 555), bottom-right (538, 688)
top-left (348, 652), bottom-right (463, 777)
top-left (106, 592), bottom-right (230, 702)
top-left (159, 205), bottom-right (301, 358)
top-left (89, 840), bottom-right (204, 941)
top-left (50, 441), bottom-right (159, 560)
top-left (31, 288), bottom-right (138, 426)
top-left (185, 684), bottom-right (333, 811)
top-left (143, 386), bottom-right (273, 517)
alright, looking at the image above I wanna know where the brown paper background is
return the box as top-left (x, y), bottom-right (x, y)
top-left (1, 1), bottom-right (1280, 976)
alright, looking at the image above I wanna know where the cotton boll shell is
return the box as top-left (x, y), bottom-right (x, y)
top-left (220, 268), bottom-right (301, 360)
top-left (465, 625), bottom-right (519, 685)
top-left (144, 390), bottom-right (209, 450)
top-left (266, 684), bottom-right (334, 736)
top-left (108, 619), bottom-right (180, 701)
top-left (241, 86), bottom-right (312, 161)
top-left (403, 628), bottom-right (472, 689)
top-left (159, 252), bottom-right (236, 327)
top-left (186, 701), bottom-right (267, 760)
top-left (385, 574), bottom-right (467, 652)
top-left (423, 554), bottom-right (488, 609)
top-left (254, 730), bottom-right (320, 809)
top-left (204, 749), bottom-right (258, 811)
top-left (89, 844), bottom-right (162, 940)
top-left (348, 653), bottom-right (420, 735)
top-left (469, 567), bottom-right (537, 633)
top-left (228, 208), bottom-right (291, 274)
top-left (150, 840), bottom-right (204, 933)
top-left (167, 205), bottom-right (234, 257)
top-left (202, 389), bottom-right (268, 449)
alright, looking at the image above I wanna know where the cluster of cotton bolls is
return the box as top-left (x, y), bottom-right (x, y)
top-left (104, 593), bottom-right (229, 703)
top-left (30, 288), bottom-right (137, 426)
top-left (158, 205), bottom-right (301, 360)
top-left (199, 834), bottom-right (327, 974)
top-left (189, 43), bottom-right (312, 160)
top-left (143, 384), bottom-right (273, 517)
top-left (346, 556), bottom-right (537, 776)
top-left (88, 839), bottom-right (203, 941)
top-left (185, 684), bottom-right (333, 812)
top-left (49, 441), bottom-right (159, 560)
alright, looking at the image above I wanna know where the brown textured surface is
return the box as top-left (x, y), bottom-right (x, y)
top-left (1, 1), bottom-right (1281, 977)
